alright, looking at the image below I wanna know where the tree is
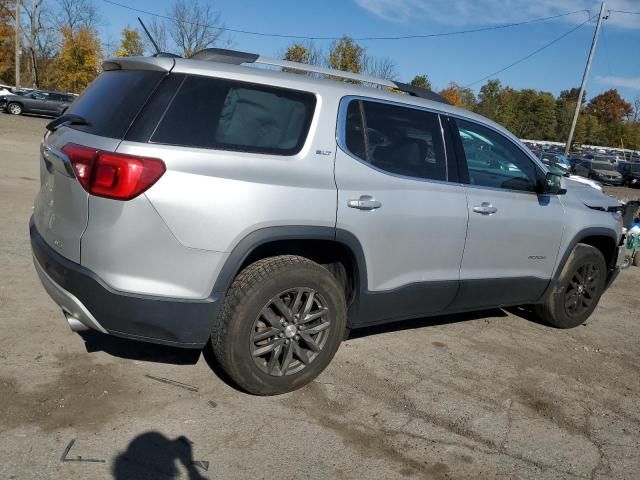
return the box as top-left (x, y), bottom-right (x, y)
top-left (587, 89), bottom-right (633, 124)
top-left (0, 0), bottom-right (15, 84)
top-left (116, 27), bottom-right (144, 57)
top-left (409, 74), bottom-right (431, 90)
top-left (438, 82), bottom-right (476, 110)
top-left (168, 0), bottom-right (226, 57)
top-left (362, 55), bottom-right (397, 80)
top-left (328, 36), bottom-right (364, 74)
top-left (476, 79), bottom-right (503, 121)
top-left (55, 0), bottom-right (99, 34)
top-left (143, 16), bottom-right (169, 54)
top-left (282, 41), bottom-right (321, 68)
top-left (53, 26), bottom-right (101, 92)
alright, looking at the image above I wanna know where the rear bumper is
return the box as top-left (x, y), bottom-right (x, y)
top-left (30, 220), bottom-right (220, 348)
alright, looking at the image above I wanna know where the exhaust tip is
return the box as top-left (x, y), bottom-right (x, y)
top-left (64, 312), bottom-right (89, 332)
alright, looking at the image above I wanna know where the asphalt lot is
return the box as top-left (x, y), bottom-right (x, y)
top-left (1, 113), bottom-right (640, 480)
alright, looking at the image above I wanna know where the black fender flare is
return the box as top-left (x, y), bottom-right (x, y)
top-left (210, 226), bottom-right (369, 299)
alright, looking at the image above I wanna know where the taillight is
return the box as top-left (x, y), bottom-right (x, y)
top-left (61, 143), bottom-right (165, 200)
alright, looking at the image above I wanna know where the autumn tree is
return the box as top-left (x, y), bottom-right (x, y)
top-left (438, 82), bottom-right (476, 110)
top-left (409, 74), bottom-right (431, 90)
top-left (53, 26), bottom-right (101, 92)
top-left (116, 27), bottom-right (144, 57)
top-left (328, 36), bottom-right (364, 74)
top-left (587, 89), bottom-right (633, 124)
top-left (0, 0), bottom-right (15, 83)
top-left (283, 41), bottom-right (321, 65)
top-left (55, 0), bottom-right (99, 33)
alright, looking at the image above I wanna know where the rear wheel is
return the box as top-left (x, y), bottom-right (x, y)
top-left (211, 255), bottom-right (347, 395)
top-left (7, 102), bottom-right (22, 115)
top-left (533, 244), bottom-right (607, 329)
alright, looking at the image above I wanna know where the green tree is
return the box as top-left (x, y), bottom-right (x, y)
top-left (409, 74), bottom-right (431, 90)
top-left (116, 27), bottom-right (144, 57)
top-left (53, 26), bottom-right (102, 92)
top-left (476, 79), bottom-right (503, 121)
top-left (328, 36), bottom-right (364, 74)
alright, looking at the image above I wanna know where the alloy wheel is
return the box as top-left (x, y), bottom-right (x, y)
top-left (250, 288), bottom-right (331, 377)
top-left (564, 262), bottom-right (601, 317)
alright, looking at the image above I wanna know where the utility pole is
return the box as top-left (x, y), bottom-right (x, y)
top-left (30, 0), bottom-right (40, 89)
top-left (15, 0), bottom-right (21, 88)
top-left (564, 2), bottom-right (606, 157)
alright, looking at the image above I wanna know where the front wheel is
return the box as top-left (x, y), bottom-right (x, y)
top-left (7, 102), bottom-right (22, 115)
top-left (211, 255), bottom-right (347, 395)
top-left (533, 244), bottom-right (607, 329)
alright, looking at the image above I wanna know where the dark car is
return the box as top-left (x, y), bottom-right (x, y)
top-left (573, 160), bottom-right (624, 185)
top-left (617, 161), bottom-right (640, 188)
top-left (1, 90), bottom-right (74, 117)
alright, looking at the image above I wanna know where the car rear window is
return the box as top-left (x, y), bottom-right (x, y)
top-left (150, 75), bottom-right (316, 155)
top-left (65, 70), bottom-right (165, 138)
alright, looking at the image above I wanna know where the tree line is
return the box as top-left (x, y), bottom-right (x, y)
top-left (1, 0), bottom-right (639, 150)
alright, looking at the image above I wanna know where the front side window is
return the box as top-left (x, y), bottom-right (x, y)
top-left (455, 119), bottom-right (538, 192)
top-left (344, 99), bottom-right (447, 181)
top-left (151, 75), bottom-right (316, 155)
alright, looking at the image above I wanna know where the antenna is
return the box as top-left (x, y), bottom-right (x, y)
top-left (137, 16), bottom-right (160, 55)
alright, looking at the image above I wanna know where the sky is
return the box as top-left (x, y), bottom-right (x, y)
top-left (97, 0), bottom-right (640, 103)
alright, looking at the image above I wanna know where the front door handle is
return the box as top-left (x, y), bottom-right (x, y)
top-left (348, 195), bottom-right (382, 211)
top-left (472, 202), bottom-right (498, 215)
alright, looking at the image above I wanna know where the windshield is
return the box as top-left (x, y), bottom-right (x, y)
top-left (592, 161), bottom-right (615, 171)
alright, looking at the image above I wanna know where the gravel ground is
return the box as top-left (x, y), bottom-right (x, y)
top-left (1, 113), bottom-right (639, 479)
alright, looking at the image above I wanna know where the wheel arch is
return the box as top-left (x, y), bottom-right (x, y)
top-left (554, 227), bottom-right (619, 279)
top-left (211, 226), bottom-right (368, 308)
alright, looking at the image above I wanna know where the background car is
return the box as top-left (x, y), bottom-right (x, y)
top-left (1, 90), bottom-right (74, 117)
top-left (617, 161), bottom-right (640, 188)
top-left (573, 160), bottom-right (624, 185)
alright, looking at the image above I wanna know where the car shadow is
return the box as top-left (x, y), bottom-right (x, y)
top-left (346, 308), bottom-right (509, 340)
top-left (112, 432), bottom-right (209, 480)
top-left (79, 330), bottom-right (201, 365)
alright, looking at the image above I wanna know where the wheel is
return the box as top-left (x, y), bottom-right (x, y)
top-left (7, 102), bottom-right (22, 115)
top-left (633, 252), bottom-right (640, 267)
top-left (533, 244), bottom-right (607, 329)
top-left (211, 255), bottom-right (347, 395)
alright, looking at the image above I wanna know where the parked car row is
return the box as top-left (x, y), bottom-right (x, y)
top-left (0, 88), bottom-right (76, 117)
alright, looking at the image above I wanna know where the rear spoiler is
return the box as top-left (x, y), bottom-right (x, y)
top-left (102, 56), bottom-right (176, 73)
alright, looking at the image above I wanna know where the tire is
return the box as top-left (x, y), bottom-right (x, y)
top-left (211, 255), bottom-right (347, 395)
top-left (633, 253), bottom-right (640, 267)
top-left (533, 244), bottom-right (607, 329)
top-left (7, 102), bottom-right (22, 115)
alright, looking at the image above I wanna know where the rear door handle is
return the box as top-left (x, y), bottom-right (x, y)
top-left (348, 195), bottom-right (382, 211)
top-left (472, 202), bottom-right (498, 215)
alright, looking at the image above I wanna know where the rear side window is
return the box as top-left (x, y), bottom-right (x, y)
top-left (151, 75), bottom-right (316, 155)
top-left (344, 99), bottom-right (447, 181)
top-left (66, 70), bottom-right (165, 138)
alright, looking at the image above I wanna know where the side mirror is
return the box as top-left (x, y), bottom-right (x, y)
top-left (539, 172), bottom-right (566, 195)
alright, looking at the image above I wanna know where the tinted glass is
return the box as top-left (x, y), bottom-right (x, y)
top-left (592, 161), bottom-right (615, 171)
top-left (456, 119), bottom-right (537, 192)
top-left (152, 75), bottom-right (316, 155)
top-left (66, 70), bottom-right (165, 138)
top-left (345, 99), bottom-right (447, 181)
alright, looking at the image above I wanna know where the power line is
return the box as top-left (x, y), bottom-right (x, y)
top-left (465, 17), bottom-right (592, 87)
top-left (609, 10), bottom-right (640, 15)
top-left (101, 0), bottom-right (590, 42)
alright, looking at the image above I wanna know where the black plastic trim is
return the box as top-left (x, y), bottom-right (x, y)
top-left (451, 277), bottom-right (549, 311)
top-left (537, 227), bottom-right (620, 301)
top-left (393, 81), bottom-right (451, 104)
top-left (30, 221), bottom-right (219, 348)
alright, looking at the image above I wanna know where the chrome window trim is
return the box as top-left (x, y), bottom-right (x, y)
top-left (335, 95), bottom-right (458, 187)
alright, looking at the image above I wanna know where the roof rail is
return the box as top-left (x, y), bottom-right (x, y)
top-left (187, 48), bottom-right (450, 105)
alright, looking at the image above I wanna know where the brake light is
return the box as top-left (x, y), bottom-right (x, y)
top-left (61, 143), bottom-right (165, 200)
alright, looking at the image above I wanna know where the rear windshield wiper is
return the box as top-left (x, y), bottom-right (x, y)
top-left (46, 113), bottom-right (89, 132)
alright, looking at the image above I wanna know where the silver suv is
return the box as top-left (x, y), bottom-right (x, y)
top-left (31, 49), bottom-right (623, 395)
